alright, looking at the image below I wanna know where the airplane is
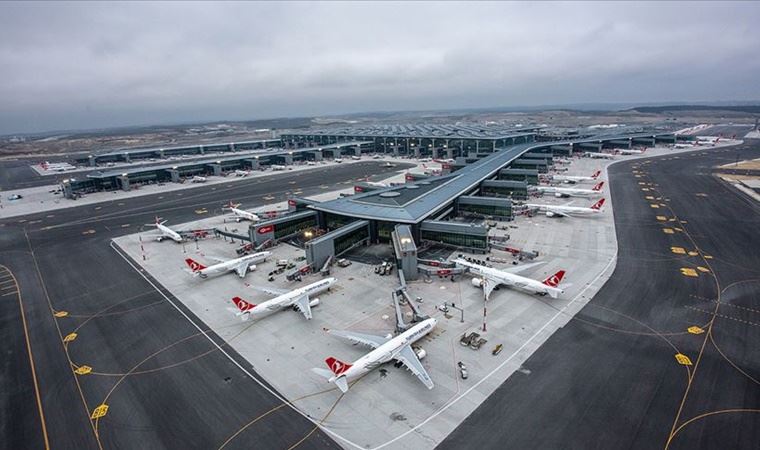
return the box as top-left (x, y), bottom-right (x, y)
top-left (673, 143), bottom-right (696, 149)
top-left (191, 175), bottom-right (207, 183)
top-left (146, 217), bottom-right (183, 242)
top-left (526, 198), bottom-right (606, 218)
top-left (535, 181), bottom-right (604, 198)
top-left (584, 152), bottom-right (615, 160)
top-left (223, 201), bottom-right (261, 222)
top-left (552, 170), bottom-right (600, 184)
top-left (351, 155), bottom-right (361, 160)
top-left (230, 277), bottom-right (336, 321)
top-left (695, 137), bottom-right (720, 146)
top-left (455, 259), bottom-right (566, 301)
top-left (618, 148), bottom-right (646, 155)
top-left (234, 169), bottom-right (251, 177)
top-left (311, 317), bottom-right (438, 393)
top-left (185, 251), bottom-right (271, 278)
top-left (364, 180), bottom-right (389, 188)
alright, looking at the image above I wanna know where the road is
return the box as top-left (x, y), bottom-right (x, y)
top-left (0, 161), bottom-right (411, 449)
top-left (440, 142), bottom-right (760, 449)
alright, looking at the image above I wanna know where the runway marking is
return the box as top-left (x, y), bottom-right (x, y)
top-left (0, 265), bottom-right (51, 449)
top-left (671, 247), bottom-right (686, 254)
top-left (121, 224), bottom-right (130, 228)
top-left (650, 204), bottom-right (660, 208)
top-left (74, 365), bottom-right (92, 375)
top-left (675, 353), bottom-right (693, 366)
top-left (695, 193), bottom-right (708, 197)
top-left (645, 196), bottom-right (654, 200)
top-left (2, 290), bottom-right (19, 296)
top-left (663, 228), bottom-right (674, 234)
top-left (685, 306), bottom-right (760, 328)
top-left (687, 251), bottom-right (699, 256)
top-left (90, 404), bottom-right (109, 420)
top-left (641, 188), bottom-right (650, 192)
top-left (53, 310), bottom-right (69, 318)
top-left (680, 268), bottom-right (698, 277)
top-left (81, 229), bottom-right (96, 235)
top-left (63, 332), bottom-right (78, 343)
top-left (687, 326), bottom-right (704, 335)
top-left (704, 255), bottom-right (713, 259)
top-left (696, 266), bottom-right (710, 273)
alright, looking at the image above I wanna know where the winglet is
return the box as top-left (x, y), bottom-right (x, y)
top-left (592, 181), bottom-right (604, 191)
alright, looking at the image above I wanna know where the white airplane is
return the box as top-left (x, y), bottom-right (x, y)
top-left (696, 136), bottom-right (721, 144)
top-left (351, 155), bottom-right (361, 160)
top-left (618, 148), bottom-right (646, 155)
top-left (552, 170), bottom-right (600, 184)
top-left (584, 152), bottom-right (615, 160)
top-left (191, 175), bottom-right (207, 183)
top-left (306, 161), bottom-right (317, 166)
top-left (673, 143), bottom-right (696, 149)
top-left (364, 180), bottom-right (389, 188)
top-left (455, 259), bottom-right (566, 301)
top-left (185, 251), bottom-right (271, 278)
top-left (224, 201), bottom-right (261, 222)
top-left (234, 169), bottom-right (251, 177)
top-left (230, 277), bottom-right (336, 321)
top-left (312, 318), bottom-right (437, 393)
top-left (536, 181), bottom-right (604, 198)
top-left (146, 217), bottom-right (183, 242)
top-left (526, 198), bottom-right (606, 218)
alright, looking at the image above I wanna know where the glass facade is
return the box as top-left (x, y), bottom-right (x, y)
top-left (376, 221), bottom-right (396, 242)
top-left (458, 203), bottom-right (511, 219)
top-left (324, 213), bottom-right (356, 231)
top-left (421, 229), bottom-right (487, 250)
top-left (274, 215), bottom-right (317, 239)
top-left (334, 225), bottom-right (369, 255)
top-left (481, 187), bottom-right (528, 200)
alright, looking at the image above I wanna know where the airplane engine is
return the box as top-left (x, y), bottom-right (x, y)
top-left (309, 298), bottom-right (320, 307)
top-left (546, 211), bottom-right (556, 217)
top-left (248, 264), bottom-right (257, 272)
top-left (554, 192), bottom-right (564, 198)
top-left (471, 277), bottom-right (484, 288)
top-left (413, 346), bottom-right (427, 360)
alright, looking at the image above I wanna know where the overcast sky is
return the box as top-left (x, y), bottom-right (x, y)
top-left (1, 1), bottom-right (758, 134)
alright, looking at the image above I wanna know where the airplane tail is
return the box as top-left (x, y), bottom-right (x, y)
top-left (591, 198), bottom-right (605, 210)
top-left (185, 258), bottom-right (206, 272)
top-left (325, 357), bottom-right (352, 376)
top-left (542, 270), bottom-right (566, 287)
top-left (146, 216), bottom-right (166, 227)
top-left (224, 201), bottom-right (241, 209)
top-left (592, 181), bottom-right (605, 192)
top-left (232, 296), bottom-right (256, 312)
top-left (592, 170), bottom-right (601, 179)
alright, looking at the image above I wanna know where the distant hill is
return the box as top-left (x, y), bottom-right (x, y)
top-left (629, 105), bottom-right (760, 114)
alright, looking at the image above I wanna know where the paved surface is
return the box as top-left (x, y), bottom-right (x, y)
top-left (0, 161), bottom-right (409, 449)
top-left (441, 142), bottom-right (760, 449)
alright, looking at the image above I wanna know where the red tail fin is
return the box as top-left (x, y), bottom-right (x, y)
top-left (592, 170), bottom-right (600, 179)
top-left (591, 198), bottom-right (605, 210)
top-left (325, 357), bottom-right (352, 376)
top-left (543, 270), bottom-right (566, 287)
top-left (185, 258), bottom-right (206, 271)
top-left (592, 181), bottom-right (604, 191)
top-left (232, 296), bottom-right (255, 311)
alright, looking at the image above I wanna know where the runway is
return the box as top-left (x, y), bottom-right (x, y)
top-left (441, 142), bottom-right (760, 449)
top-left (0, 161), bottom-right (410, 449)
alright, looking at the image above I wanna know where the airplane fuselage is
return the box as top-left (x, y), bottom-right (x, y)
top-left (457, 260), bottom-right (562, 298)
top-left (331, 318), bottom-right (437, 384)
top-left (195, 252), bottom-right (271, 278)
top-left (244, 277), bottom-right (336, 320)
top-left (157, 224), bottom-right (183, 242)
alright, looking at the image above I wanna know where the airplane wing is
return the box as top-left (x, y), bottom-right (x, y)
top-left (501, 261), bottom-right (544, 275)
top-left (293, 295), bottom-right (313, 320)
top-left (328, 329), bottom-right (391, 349)
top-left (206, 255), bottom-right (227, 264)
top-left (394, 345), bottom-right (434, 389)
top-left (482, 276), bottom-right (498, 301)
top-left (248, 285), bottom-right (289, 296)
top-left (546, 208), bottom-right (571, 218)
top-left (235, 261), bottom-right (250, 278)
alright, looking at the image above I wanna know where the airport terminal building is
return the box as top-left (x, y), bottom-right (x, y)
top-left (243, 129), bottom-right (683, 269)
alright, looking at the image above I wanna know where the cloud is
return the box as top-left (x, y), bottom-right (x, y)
top-left (0, 1), bottom-right (758, 134)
